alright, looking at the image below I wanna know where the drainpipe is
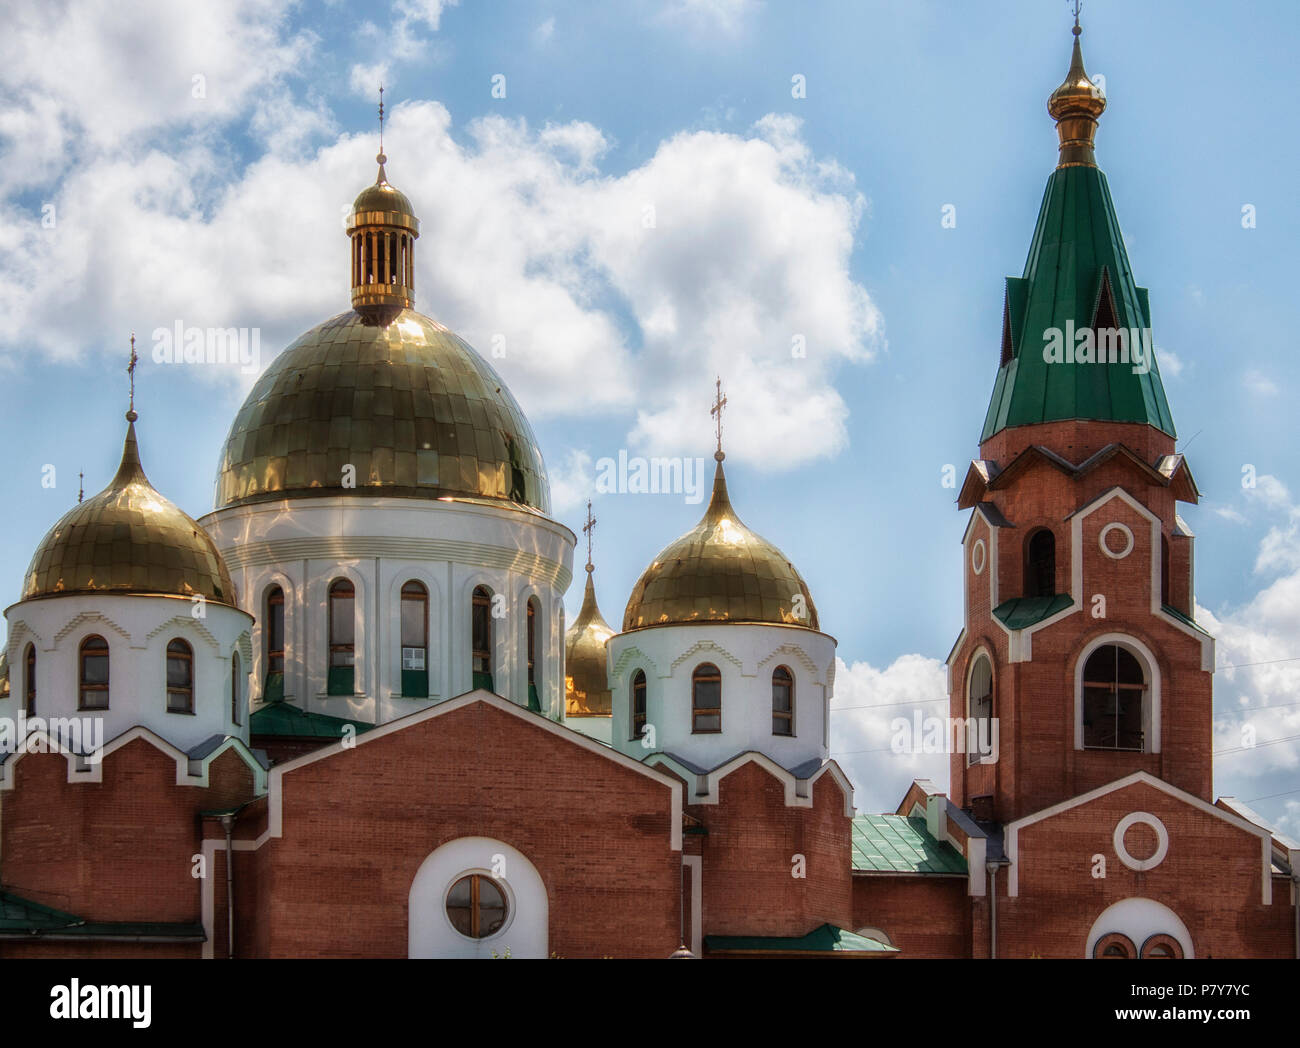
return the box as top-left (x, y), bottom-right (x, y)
top-left (987, 861), bottom-right (999, 959)
top-left (1293, 870), bottom-right (1299, 960)
top-left (221, 815), bottom-right (235, 960)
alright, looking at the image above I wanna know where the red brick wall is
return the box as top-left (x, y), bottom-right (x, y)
top-left (852, 874), bottom-right (970, 957)
top-left (252, 701), bottom-right (682, 958)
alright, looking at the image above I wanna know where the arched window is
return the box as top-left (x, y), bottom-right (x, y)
top-left (231, 652), bottom-right (242, 725)
top-left (526, 598), bottom-right (540, 712)
top-left (166, 639), bottom-right (194, 713)
top-left (1140, 934), bottom-right (1183, 959)
top-left (328, 579), bottom-right (355, 695)
top-left (401, 580), bottom-right (429, 698)
top-left (445, 874), bottom-right (508, 939)
top-left (1082, 644), bottom-right (1146, 751)
top-left (967, 655), bottom-right (993, 764)
top-left (472, 586), bottom-right (493, 691)
top-left (772, 666), bottom-right (794, 736)
top-left (1025, 528), bottom-right (1056, 598)
top-left (692, 663), bottom-right (721, 734)
top-left (1160, 533), bottom-right (1171, 607)
top-left (23, 643), bottom-right (35, 717)
top-left (79, 636), bottom-right (109, 710)
top-left (265, 585), bottom-right (285, 701)
top-left (1092, 932), bottom-right (1136, 959)
top-left (631, 670), bottom-right (647, 741)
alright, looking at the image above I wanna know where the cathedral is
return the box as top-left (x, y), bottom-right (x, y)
top-left (0, 23), bottom-right (1295, 960)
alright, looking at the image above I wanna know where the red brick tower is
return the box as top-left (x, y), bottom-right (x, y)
top-left (948, 24), bottom-right (1211, 825)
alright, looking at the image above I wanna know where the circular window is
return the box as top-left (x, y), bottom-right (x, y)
top-left (445, 874), bottom-right (508, 939)
top-left (972, 539), bottom-right (987, 576)
top-left (1099, 522), bottom-right (1134, 560)
top-left (1113, 812), bottom-right (1169, 872)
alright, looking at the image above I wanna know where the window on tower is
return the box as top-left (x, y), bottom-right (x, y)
top-left (472, 586), bottom-right (493, 692)
top-left (967, 655), bottom-right (994, 764)
top-left (692, 663), bottom-right (721, 733)
top-left (772, 666), bottom-right (794, 736)
top-left (631, 669), bottom-right (647, 740)
top-left (1082, 644), bottom-right (1146, 751)
top-left (23, 643), bottom-right (35, 717)
top-left (328, 579), bottom-right (356, 695)
top-left (401, 580), bottom-right (429, 698)
top-left (78, 635), bottom-right (109, 711)
top-left (526, 598), bottom-right (540, 712)
top-left (1025, 528), bottom-right (1056, 598)
top-left (166, 639), bottom-right (194, 713)
top-left (232, 651), bottom-right (243, 725)
top-left (265, 585), bottom-right (285, 702)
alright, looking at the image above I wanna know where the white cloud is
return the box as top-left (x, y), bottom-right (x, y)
top-left (829, 654), bottom-right (949, 814)
top-left (548, 450), bottom-right (595, 516)
top-left (1155, 345), bottom-right (1183, 378)
top-left (659, 0), bottom-right (760, 37)
top-left (349, 62), bottom-right (392, 101)
top-left (534, 16), bottom-right (556, 45)
top-left (1244, 369), bottom-right (1279, 396)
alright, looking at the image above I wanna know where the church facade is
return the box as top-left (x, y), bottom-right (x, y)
top-left (0, 25), bottom-right (1295, 959)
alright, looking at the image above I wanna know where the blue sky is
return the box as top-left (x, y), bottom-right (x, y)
top-left (2, 0), bottom-right (1297, 826)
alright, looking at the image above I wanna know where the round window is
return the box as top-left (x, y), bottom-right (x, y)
top-left (445, 874), bottom-right (508, 939)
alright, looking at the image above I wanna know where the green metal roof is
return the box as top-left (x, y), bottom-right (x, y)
top-left (1161, 602), bottom-right (1209, 636)
top-left (851, 814), bottom-right (967, 875)
top-left (0, 892), bottom-right (205, 940)
top-left (981, 164), bottom-right (1176, 443)
top-left (249, 701), bottom-right (375, 739)
top-left (993, 593), bottom-right (1074, 630)
top-left (704, 923), bottom-right (896, 954)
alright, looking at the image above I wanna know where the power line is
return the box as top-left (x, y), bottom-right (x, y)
top-left (1214, 733), bottom-right (1300, 756)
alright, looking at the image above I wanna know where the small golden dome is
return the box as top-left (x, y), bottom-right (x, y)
top-left (1047, 24), bottom-right (1107, 168)
top-left (351, 157), bottom-right (418, 228)
top-left (214, 309), bottom-right (550, 512)
top-left (622, 457), bottom-right (818, 632)
top-left (565, 568), bottom-right (614, 717)
top-left (24, 419), bottom-right (236, 605)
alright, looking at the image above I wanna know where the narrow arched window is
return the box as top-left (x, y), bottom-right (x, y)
top-left (772, 666), bottom-right (794, 736)
top-left (1082, 644), bottom-right (1146, 751)
top-left (1160, 533), bottom-right (1171, 607)
top-left (526, 598), bottom-right (541, 711)
top-left (401, 580), bottom-right (429, 698)
top-left (231, 652), bottom-right (242, 725)
top-left (631, 669), bottom-right (647, 740)
top-left (23, 643), bottom-right (35, 717)
top-left (692, 663), bottom-right (721, 733)
top-left (79, 636), bottom-right (109, 710)
top-left (968, 655), bottom-right (993, 764)
top-left (1025, 528), bottom-right (1056, 598)
top-left (328, 579), bottom-right (355, 695)
top-left (265, 585), bottom-right (285, 701)
top-left (167, 639), bottom-right (194, 713)
top-left (472, 586), bottom-right (493, 690)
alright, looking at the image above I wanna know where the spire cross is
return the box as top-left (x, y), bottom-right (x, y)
top-left (78, 470), bottom-right (84, 504)
top-left (378, 85), bottom-right (385, 156)
top-left (582, 499), bottom-right (596, 571)
top-left (710, 377), bottom-right (727, 458)
top-left (1071, 0), bottom-right (1082, 32)
top-left (127, 333), bottom-right (138, 416)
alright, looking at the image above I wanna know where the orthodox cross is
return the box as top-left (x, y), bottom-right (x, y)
top-left (582, 499), bottom-right (596, 571)
top-left (1070, 0), bottom-right (1082, 30)
top-left (127, 333), bottom-right (138, 415)
top-left (78, 470), bottom-right (84, 504)
top-left (378, 85), bottom-right (385, 157)
top-left (711, 377), bottom-right (727, 457)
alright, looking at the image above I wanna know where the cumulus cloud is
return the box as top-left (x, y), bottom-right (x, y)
top-left (1244, 369), bottom-right (1279, 397)
top-left (658, 0), bottom-right (760, 37)
top-left (548, 449), bottom-right (596, 516)
top-left (829, 654), bottom-right (950, 814)
top-left (1155, 345), bottom-right (1183, 378)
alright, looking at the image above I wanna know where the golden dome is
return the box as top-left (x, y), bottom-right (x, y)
top-left (565, 568), bottom-right (614, 717)
top-left (622, 456), bottom-right (818, 632)
top-left (214, 309), bottom-right (550, 512)
top-left (351, 160), bottom-right (417, 223)
top-left (1047, 24), bottom-right (1106, 168)
top-left (25, 419), bottom-right (237, 605)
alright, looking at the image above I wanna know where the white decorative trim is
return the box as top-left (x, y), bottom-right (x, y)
top-left (756, 643), bottom-right (820, 683)
top-left (971, 539), bottom-right (987, 576)
top-left (1113, 811), bottom-right (1169, 871)
top-left (52, 610), bottom-right (132, 649)
top-left (648, 750), bottom-right (856, 817)
top-left (611, 645), bottom-right (658, 680)
top-left (1099, 522), bottom-right (1135, 560)
top-left (143, 615), bottom-right (223, 653)
top-left (1072, 632), bottom-right (1161, 754)
top-left (669, 639), bottom-right (743, 676)
top-left (1004, 771), bottom-right (1273, 902)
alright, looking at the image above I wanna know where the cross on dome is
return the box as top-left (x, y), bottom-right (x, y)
top-left (582, 499), bottom-right (597, 572)
top-left (711, 377), bottom-right (727, 462)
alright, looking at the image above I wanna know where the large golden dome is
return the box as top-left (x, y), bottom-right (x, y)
top-left (565, 568), bottom-right (615, 717)
top-left (213, 309), bottom-right (550, 512)
top-left (622, 457), bottom-right (818, 632)
top-left (25, 419), bottom-right (237, 605)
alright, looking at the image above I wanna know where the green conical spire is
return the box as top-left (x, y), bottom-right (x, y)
top-left (980, 28), bottom-right (1176, 445)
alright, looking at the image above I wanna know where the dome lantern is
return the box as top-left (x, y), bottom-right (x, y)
top-left (347, 87), bottom-right (420, 321)
top-left (1047, 9), bottom-right (1107, 169)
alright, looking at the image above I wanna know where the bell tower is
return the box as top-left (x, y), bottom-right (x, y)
top-left (948, 19), bottom-right (1213, 824)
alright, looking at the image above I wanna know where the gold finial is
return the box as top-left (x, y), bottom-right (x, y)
top-left (78, 470), bottom-right (84, 504)
top-left (1048, 1), bottom-right (1105, 168)
top-left (710, 377), bottom-right (727, 462)
top-left (126, 332), bottom-right (139, 422)
top-left (376, 85), bottom-right (388, 180)
top-left (582, 499), bottom-right (597, 572)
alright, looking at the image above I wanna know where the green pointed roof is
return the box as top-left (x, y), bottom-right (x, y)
top-left (980, 30), bottom-right (1177, 444)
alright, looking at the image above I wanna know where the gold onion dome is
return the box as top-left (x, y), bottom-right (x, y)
top-left (214, 147), bottom-right (550, 513)
top-left (622, 455), bottom-right (818, 632)
top-left (565, 568), bottom-right (615, 717)
top-left (1047, 22), bottom-right (1106, 168)
top-left (25, 417), bottom-right (237, 605)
